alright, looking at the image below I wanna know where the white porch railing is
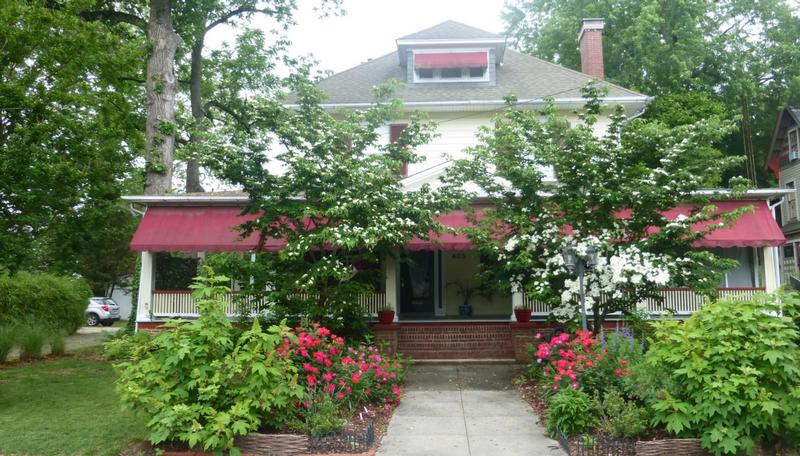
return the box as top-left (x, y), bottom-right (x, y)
top-left (521, 287), bottom-right (765, 316)
top-left (150, 290), bottom-right (386, 318)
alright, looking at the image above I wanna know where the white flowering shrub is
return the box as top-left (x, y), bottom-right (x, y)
top-left (209, 76), bottom-right (459, 335)
top-left (446, 84), bottom-right (748, 329)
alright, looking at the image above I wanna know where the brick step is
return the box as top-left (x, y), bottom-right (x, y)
top-left (397, 324), bottom-right (515, 359)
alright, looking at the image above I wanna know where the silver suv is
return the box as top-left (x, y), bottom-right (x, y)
top-left (85, 297), bottom-right (121, 327)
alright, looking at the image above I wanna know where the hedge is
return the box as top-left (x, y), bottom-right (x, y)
top-left (0, 272), bottom-right (92, 333)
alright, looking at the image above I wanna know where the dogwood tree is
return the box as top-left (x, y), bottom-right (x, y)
top-left (445, 84), bottom-right (749, 330)
top-left (208, 76), bottom-right (459, 334)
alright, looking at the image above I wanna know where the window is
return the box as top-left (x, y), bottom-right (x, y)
top-left (412, 50), bottom-right (490, 83)
top-left (788, 127), bottom-right (800, 161)
top-left (785, 244), bottom-right (795, 258)
top-left (468, 67), bottom-right (486, 78)
top-left (416, 68), bottom-right (433, 79)
top-left (786, 181), bottom-right (797, 222)
top-left (440, 68), bottom-right (462, 79)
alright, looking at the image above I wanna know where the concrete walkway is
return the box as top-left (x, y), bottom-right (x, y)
top-left (377, 363), bottom-right (566, 456)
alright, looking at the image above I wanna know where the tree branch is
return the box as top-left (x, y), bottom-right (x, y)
top-left (78, 9), bottom-right (146, 30)
top-left (44, 1), bottom-right (146, 30)
top-left (204, 100), bottom-right (251, 132)
top-left (205, 7), bottom-right (277, 33)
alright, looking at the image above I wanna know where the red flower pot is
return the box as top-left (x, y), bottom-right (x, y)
top-left (377, 310), bottom-right (395, 324)
top-left (514, 308), bottom-right (532, 323)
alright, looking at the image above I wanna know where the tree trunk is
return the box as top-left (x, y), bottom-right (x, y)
top-left (741, 97), bottom-right (758, 185)
top-left (143, 0), bottom-right (180, 195)
top-left (186, 38), bottom-right (206, 193)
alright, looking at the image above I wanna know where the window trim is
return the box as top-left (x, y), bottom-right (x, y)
top-left (788, 126), bottom-right (800, 162)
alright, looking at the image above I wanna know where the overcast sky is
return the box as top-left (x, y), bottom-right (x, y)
top-left (209, 0), bottom-right (509, 74)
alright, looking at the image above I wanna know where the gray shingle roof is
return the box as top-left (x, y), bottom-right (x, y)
top-left (312, 49), bottom-right (648, 106)
top-left (397, 20), bottom-right (503, 41)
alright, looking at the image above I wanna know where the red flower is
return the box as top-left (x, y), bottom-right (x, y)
top-left (306, 374), bottom-right (317, 387)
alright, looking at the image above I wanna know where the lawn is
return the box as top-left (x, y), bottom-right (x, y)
top-left (0, 348), bottom-right (146, 456)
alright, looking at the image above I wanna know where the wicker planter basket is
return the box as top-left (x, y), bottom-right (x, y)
top-left (634, 439), bottom-right (710, 456)
top-left (234, 433), bottom-right (309, 455)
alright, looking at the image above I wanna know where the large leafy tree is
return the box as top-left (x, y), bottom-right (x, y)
top-left (503, 0), bottom-right (800, 183)
top-left (445, 87), bottom-right (748, 331)
top-left (65, 0), bottom-right (341, 194)
top-left (0, 2), bottom-right (143, 276)
top-left (207, 77), bottom-right (459, 334)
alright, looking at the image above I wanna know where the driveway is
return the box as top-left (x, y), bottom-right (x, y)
top-left (377, 363), bottom-right (566, 456)
top-left (67, 326), bottom-right (122, 350)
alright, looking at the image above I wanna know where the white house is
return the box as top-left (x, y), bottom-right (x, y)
top-left (124, 20), bottom-right (787, 359)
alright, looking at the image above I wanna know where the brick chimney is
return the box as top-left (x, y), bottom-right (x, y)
top-left (578, 18), bottom-right (605, 79)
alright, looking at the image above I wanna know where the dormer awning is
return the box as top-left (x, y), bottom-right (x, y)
top-left (414, 52), bottom-right (487, 69)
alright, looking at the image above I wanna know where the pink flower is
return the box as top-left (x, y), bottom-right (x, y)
top-left (571, 382), bottom-right (578, 389)
top-left (306, 374), bottom-right (317, 387)
top-left (352, 373), bottom-right (361, 384)
top-left (336, 393), bottom-right (344, 399)
top-left (316, 327), bottom-right (331, 337)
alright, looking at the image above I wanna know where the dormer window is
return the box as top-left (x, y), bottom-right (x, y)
top-left (412, 50), bottom-right (489, 83)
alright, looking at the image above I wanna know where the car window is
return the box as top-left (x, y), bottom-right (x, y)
top-left (104, 298), bottom-right (118, 306)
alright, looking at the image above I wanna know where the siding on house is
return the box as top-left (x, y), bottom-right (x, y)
top-left (779, 160), bottom-right (800, 233)
top-left (381, 111), bottom-right (613, 178)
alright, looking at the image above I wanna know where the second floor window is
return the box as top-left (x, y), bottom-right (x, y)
top-left (788, 127), bottom-right (800, 161)
top-left (787, 181), bottom-right (797, 222)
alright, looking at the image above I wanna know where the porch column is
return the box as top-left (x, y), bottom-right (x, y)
top-left (384, 255), bottom-right (399, 321)
top-left (135, 251), bottom-right (155, 329)
top-left (764, 246), bottom-right (780, 292)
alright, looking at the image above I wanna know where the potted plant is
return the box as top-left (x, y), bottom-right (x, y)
top-left (514, 305), bottom-right (532, 323)
top-left (376, 305), bottom-right (395, 324)
top-left (447, 280), bottom-right (493, 317)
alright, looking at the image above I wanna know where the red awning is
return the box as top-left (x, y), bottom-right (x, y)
top-left (129, 206), bottom-right (286, 252)
top-left (407, 211), bottom-right (475, 251)
top-left (661, 200), bottom-right (785, 248)
top-left (129, 200), bottom-right (784, 253)
top-left (414, 52), bottom-right (487, 69)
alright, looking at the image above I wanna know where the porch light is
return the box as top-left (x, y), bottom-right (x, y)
top-left (562, 244), bottom-right (598, 332)
top-left (585, 245), bottom-right (598, 268)
top-left (562, 247), bottom-right (578, 273)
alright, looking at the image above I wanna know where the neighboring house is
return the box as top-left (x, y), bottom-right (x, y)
top-left (124, 20), bottom-right (787, 359)
top-left (765, 106), bottom-right (800, 285)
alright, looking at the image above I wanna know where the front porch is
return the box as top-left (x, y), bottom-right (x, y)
top-left (137, 243), bottom-right (771, 323)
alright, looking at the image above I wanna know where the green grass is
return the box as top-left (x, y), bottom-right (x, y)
top-left (0, 347), bottom-right (146, 455)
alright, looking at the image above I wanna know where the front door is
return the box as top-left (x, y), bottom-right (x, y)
top-left (399, 251), bottom-right (435, 316)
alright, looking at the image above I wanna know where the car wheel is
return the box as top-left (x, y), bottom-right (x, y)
top-left (101, 321), bottom-right (114, 327)
top-left (86, 313), bottom-right (100, 327)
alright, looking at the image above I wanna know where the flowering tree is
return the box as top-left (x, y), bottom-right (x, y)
top-left (445, 84), bottom-right (749, 330)
top-left (208, 75), bottom-right (458, 334)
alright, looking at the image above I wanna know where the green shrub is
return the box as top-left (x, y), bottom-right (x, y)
top-left (18, 325), bottom-right (47, 360)
top-left (49, 331), bottom-right (66, 356)
top-left (646, 292), bottom-right (800, 455)
top-left (0, 272), bottom-right (91, 334)
top-left (0, 325), bottom-right (17, 362)
top-left (295, 395), bottom-right (347, 438)
top-left (595, 389), bottom-right (649, 438)
top-left (102, 331), bottom-right (155, 361)
top-left (546, 388), bottom-right (597, 437)
top-left (115, 270), bottom-right (305, 454)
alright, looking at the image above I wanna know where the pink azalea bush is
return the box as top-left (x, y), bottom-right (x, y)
top-left (532, 330), bottom-right (630, 395)
top-left (281, 323), bottom-right (406, 411)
